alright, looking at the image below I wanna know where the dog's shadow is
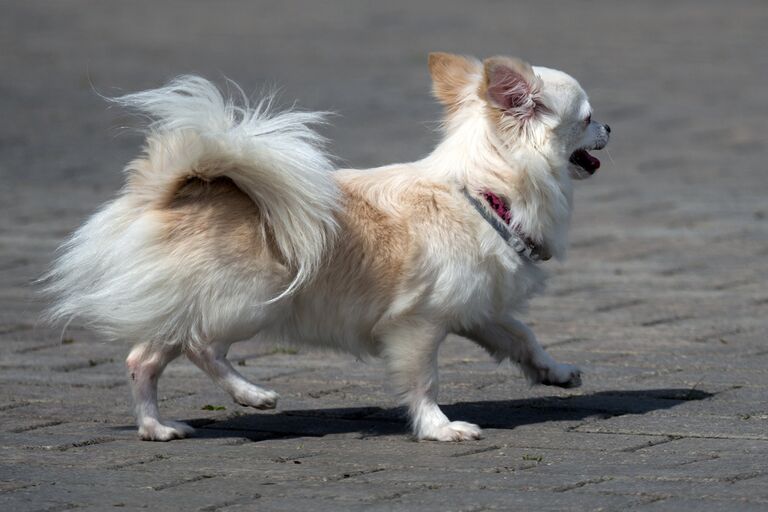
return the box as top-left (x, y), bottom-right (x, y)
top-left (180, 388), bottom-right (712, 441)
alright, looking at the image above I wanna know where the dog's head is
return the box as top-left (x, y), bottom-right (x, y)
top-left (428, 53), bottom-right (610, 179)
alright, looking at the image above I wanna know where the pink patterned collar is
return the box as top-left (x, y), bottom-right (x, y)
top-left (482, 190), bottom-right (512, 224)
top-left (462, 188), bottom-right (550, 262)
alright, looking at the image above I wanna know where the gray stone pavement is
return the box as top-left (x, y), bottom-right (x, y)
top-left (1, 1), bottom-right (767, 510)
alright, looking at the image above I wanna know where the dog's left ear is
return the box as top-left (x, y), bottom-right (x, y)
top-left (428, 52), bottom-right (479, 111)
top-left (482, 56), bottom-right (540, 120)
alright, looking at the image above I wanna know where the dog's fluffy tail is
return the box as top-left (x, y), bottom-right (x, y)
top-left (44, 77), bottom-right (339, 335)
top-left (116, 76), bottom-right (339, 300)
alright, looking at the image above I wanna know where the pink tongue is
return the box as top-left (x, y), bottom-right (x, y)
top-left (587, 153), bottom-right (600, 169)
top-left (572, 149), bottom-right (601, 173)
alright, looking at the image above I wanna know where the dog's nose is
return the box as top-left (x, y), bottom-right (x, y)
top-left (604, 124), bottom-right (611, 134)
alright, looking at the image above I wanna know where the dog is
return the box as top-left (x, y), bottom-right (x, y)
top-left (44, 53), bottom-right (609, 442)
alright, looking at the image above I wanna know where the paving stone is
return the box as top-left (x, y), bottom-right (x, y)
top-left (2, 1), bottom-right (767, 510)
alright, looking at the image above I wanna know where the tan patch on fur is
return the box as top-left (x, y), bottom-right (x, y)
top-left (331, 181), bottom-right (411, 297)
top-left (147, 170), bottom-right (417, 310)
top-left (400, 182), bottom-right (451, 219)
top-left (428, 52), bottom-right (480, 115)
top-left (158, 177), bottom-right (287, 269)
top-left (154, 172), bottom-right (415, 308)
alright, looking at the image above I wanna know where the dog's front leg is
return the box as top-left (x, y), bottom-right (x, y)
top-left (458, 319), bottom-right (582, 388)
top-left (378, 318), bottom-right (482, 441)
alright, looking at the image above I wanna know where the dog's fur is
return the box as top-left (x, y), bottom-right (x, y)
top-left (44, 53), bottom-right (609, 441)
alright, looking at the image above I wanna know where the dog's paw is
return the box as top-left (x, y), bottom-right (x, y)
top-left (138, 419), bottom-right (195, 441)
top-left (234, 388), bottom-right (279, 410)
top-left (419, 421), bottom-right (483, 442)
top-left (540, 363), bottom-right (582, 388)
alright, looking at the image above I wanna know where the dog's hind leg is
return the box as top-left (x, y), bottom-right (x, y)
top-left (126, 342), bottom-right (194, 441)
top-left (379, 318), bottom-right (482, 442)
top-left (185, 342), bottom-right (279, 410)
top-left (458, 319), bottom-right (582, 388)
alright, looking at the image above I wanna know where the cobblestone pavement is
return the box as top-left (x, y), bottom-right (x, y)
top-left (2, 1), bottom-right (767, 510)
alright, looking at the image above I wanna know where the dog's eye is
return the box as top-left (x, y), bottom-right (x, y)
top-left (585, 114), bottom-right (591, 126)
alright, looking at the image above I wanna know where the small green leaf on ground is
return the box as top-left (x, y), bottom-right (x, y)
top-left (201, 405), bottom-right (226, 411)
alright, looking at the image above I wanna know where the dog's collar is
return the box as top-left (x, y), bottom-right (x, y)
top-left (461, 188), bottom-right (550, 262)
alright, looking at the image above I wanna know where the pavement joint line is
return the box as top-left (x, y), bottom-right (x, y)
top-left (500, 463), bottom-right (540, 473)
top-left (306, 384), bottom-right (355, 399)
top-left (582, 491), bottom-right (672, 510)
top-left (159, 391), bottom-right (197, 402)
top-left (0, 482), bottom-right (39, 494)
top-left (14, 341), bottom-right (67, 354)
top-left (197, 425), bottom-right (327, 438)
top-left (544, 336), bottom-right (591, 348)
top-left (667, 454), bottom-right (721, 467)
top-left (709, 279), bottom-right (756, 291)
top-left (632, 471), bottom-right (767, 485)
top-left (8, 420), bottom-right (66, 433)
top-left (31, 503), bottom-right (81, 512)
top-left (358, 488), bottom-right (419, 503)
top-left (270, 453), bottom-right (319, 464)
top-left (720, 470), bottom-right (765, 485)
top-left (640, 315), bottom-right (696, 327)
top-left (574, 428), bottom-right (768, 442)
top-left (624, 495), bottom-right (672, 509)
top-left (619, 435), bottom-right (682, 453)
top-left (449, 444), bottom-right (503, 458)
top-left (0, 324), bottom-right (35, 335)
top-left (657, 263), bottom-right (709, 276)
top-left (24, 436), bottom-right (116, 451)
top-left (151, 474), bottom-right (219, 491)
top-left (583, 488), bottom-right (768, 508)
top-left (0, 401), bottom-right (32, 411)
top-left (261, 369), bottom-right (313, 382)
top-left (5, 379), bottom-right (126, 389)
top-left (52, 357), bottom-right (115, 372)
top-left (553, 284), bottom-right (601, 297)
top-left (105, 453), bottom-right (172, 470)
top-left (551, 476), bottom-right (614, 493)
top-left (593, 299), bottom-right (645, 313)
top-left (197, 494), bottom-right (263, 512)
top-left (692, 327), bottom-right (744, 343)
top-left (323, 467), bottom-right (387, 482)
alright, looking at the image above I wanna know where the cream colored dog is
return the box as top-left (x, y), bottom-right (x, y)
top-left (45, 53), bottom-right (610, 442)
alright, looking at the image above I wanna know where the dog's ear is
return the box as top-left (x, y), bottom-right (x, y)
top-left (482, 56), bottom-right (540, 120)
top-left (428, 52), bottom-right (478, 111)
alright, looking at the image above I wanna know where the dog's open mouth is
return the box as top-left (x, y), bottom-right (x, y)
top-left (569, 149), bottom-right (601, 175)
